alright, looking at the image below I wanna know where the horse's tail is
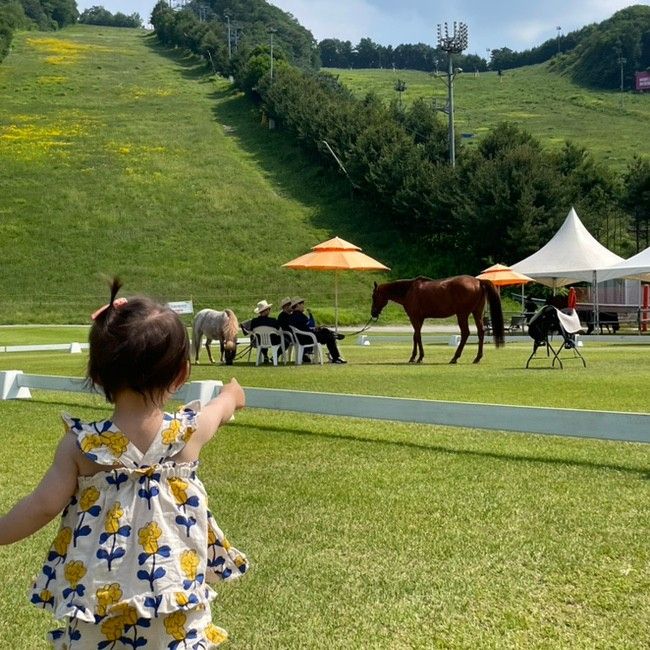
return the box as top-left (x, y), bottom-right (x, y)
top-left (480, 280), bottom-right (505, 347)
top-left (222, 309), bottom-right (239, 348)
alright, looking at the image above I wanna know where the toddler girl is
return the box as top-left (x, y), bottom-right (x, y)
top-left (0, 279), bottom-right (248, 648)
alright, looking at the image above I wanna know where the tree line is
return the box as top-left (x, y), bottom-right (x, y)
top-left (150, 1), bottom-right (649, 277)
top-left (78, 6), bottom-right (142, 28)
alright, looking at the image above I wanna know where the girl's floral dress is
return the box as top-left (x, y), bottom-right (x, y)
top-left (30, 401), bottom-right (248, 649)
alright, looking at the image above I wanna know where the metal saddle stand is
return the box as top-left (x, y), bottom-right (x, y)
top-left (525, 306), bottom-right (587, 369)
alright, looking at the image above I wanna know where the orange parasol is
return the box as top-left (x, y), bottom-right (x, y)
top-left (476, 263), bottom-right (534, 287)
top-left (283, 237), bottom-right (390, 329)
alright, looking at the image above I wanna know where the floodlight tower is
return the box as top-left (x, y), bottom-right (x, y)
top-left (436, 21), bottom-right (468, 167)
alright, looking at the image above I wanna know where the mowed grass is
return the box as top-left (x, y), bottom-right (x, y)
top-left (0, 345), bottom-right (648, 648)
top-left (327, 66), bottom-right (650, 170)
top-left (0, 26), bottom-right (393, 324)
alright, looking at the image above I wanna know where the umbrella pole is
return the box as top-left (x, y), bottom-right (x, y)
top-left (335, 271), bottom-right (339, 332)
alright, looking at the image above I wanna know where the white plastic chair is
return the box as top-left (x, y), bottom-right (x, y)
top-left (252, 326), bottom-right (286, 366)
top-left (290, 326), bottom-right (323, 365)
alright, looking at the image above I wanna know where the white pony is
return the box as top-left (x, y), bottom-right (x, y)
top-left (192, 308), bottom-right (239, 365)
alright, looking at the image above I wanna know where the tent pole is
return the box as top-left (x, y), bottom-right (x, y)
top-left (593, 270), bottom-right (599, 333)
top-left (335, 271), bottom-right (339, 332)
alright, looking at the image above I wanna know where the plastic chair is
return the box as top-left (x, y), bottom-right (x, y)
top-left (290, 326), bottom-right (323, 365)
top-left (252, 326), bottom-right (286, 366)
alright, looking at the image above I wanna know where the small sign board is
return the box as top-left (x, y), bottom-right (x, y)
top-left (636, 71), bottom-right (650, 92)
top-left (167, 300), bottom-right (194, 315)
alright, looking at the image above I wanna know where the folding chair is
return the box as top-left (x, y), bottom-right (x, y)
top-left (290, 326), bottom-right (323, 365)
top-left (526, 306), bottom-right (586, 369)
top-left (251, 326), bottom-right (287, 366)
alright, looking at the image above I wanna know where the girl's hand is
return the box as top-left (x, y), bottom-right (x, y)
top-left (222, 378), bottom-right (245, 410)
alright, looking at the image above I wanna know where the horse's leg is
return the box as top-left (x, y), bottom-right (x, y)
top-left (205, 338), bottom-right (215, 364)
top-left (472, 309), bottom-right (485, 364)
top-left (451, 315), bottom-right (470, 363)
top-left (194, 331), bottom-right (202, 364)
top-left (409, 319), bottom-right (423, 363)
top-left (220, 339), bottom-right (225, 363)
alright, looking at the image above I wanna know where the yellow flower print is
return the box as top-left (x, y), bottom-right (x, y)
top-left (105, 503), bottom-right (124, 534)
top-left (205, 623), bottom-right (228, 644)
top-left (180, 550), bottom-right (199, 581)
top-left (138, 522), bottom-right (162, 554)
top-left (103, 432), bottom-right (129, 457)
top-left (64, 561), bottom-right (87, 587)
top-left (80, 434), bottom-right (101, 453)
top-left (222, 538), bottom-right (232, 552)
top-left (101, 616), bottom-right (126, 642)
top-left (39, 589), bottom-right (53, 602)
top-left (95, 583), bottom-right (122, 617)
top-left (164, 611), bottom-right (187, 641)
top-left (182, 425), bottom-right (194, 443)
top-left (79, 486), bottom-right (100, 511)
top-left (175, 592), bottom-right (190, 607)
top-left (168, 477), bottom-right (189, 506)
top-left (51, 527), bottom-right (72, 556)
top-left (110, 602), bottom-right (138, 626)
top-left (162, 419), bottom-right (182, 445)
top-left (207, 525), bottom-right (217, 546)
top-left (234, 554), bottom-right (247, 568)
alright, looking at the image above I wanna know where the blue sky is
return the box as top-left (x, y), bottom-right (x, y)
top-left (78, 0), bottom-right (647, 56)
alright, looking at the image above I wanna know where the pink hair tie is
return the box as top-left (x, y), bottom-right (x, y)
top-left (91, 297), bottom-right (128, 321)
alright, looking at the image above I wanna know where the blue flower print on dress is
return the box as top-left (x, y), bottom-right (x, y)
top-left (97, 502), bottom-right (132, 570)
top-left (137, 522), bottom-right (171, 590)
top-left (137, 467), bottom-right (161, 510)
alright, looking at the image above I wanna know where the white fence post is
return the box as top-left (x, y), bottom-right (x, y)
top-left (0, 371), bottom-right (32, 400)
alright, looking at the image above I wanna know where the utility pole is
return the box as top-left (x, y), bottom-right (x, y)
top-left (225, 14), bottom-right (231, 62)
top-left (436, 21), bottom-right (468, 168)
top-left (556, 26), bottom-right (561, 54)
top-left (269, 27), bottom-right (277, 83)
top-left (614, 42), bottom-right (626, 110)
top-left (485, 47), bottom-right (490, 70)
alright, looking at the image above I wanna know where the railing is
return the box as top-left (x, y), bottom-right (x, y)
top-left (1, 371), bottom-right (648, 444)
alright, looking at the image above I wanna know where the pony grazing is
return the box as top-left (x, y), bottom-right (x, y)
top-left (371, 276), bottom-right (505, 364)
top-left (192, 308), bottom-right (239, 365)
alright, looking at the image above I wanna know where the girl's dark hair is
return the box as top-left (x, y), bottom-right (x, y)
top-left (87, 278), bottom-right (190, 404)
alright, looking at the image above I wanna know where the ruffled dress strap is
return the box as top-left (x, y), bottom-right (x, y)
top-left (61, 400), bottom-right (202, 468)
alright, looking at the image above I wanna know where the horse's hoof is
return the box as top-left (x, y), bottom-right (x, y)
top-left (416, 359), bottom-right (423, 364)
top-left (473, 358), bottom-right (482, 364)
top-left (408, 359), bottom-right (416, 363)
top-left (449, 359), bottom-right (458, 364)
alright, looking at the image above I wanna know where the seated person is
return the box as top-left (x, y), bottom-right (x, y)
top-left (277, 296), bottom-right (293, 332)
top-left (289, 297), bottom-right (346, 364)
top-left (250, 300), bottom-right (283, 363)
top-left (524, 296), bottom-right (537, 323)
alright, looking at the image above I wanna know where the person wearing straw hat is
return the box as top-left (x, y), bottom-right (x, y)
top-left (290, 297), bottom-right (346, 364)
top-left (251, 300), bottom-right (281, 364)
top-left (277, 297), bottom-right (293, 333)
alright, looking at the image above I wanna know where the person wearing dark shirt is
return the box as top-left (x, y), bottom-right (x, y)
top-left (289, 297), bottom-right (346, 364)
top-left (250, 300), bottom-right (281, 363)
top-left (277, 297), bottom-right (293, 332)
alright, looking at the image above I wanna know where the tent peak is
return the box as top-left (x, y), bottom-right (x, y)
top-left (312, 237), bottom-right (361, 251)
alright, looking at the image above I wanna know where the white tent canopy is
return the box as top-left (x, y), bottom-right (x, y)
top-left (510, 207), bottom-right (624, 288)
top-left (598, 245), bottom-right (650, 282)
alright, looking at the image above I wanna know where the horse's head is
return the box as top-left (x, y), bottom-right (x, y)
top-left (224, 340), bottom-right (237, 365)
top-left (371, 281), bottom-right (388, 319)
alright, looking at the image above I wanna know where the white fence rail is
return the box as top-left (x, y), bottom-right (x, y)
top-left (0, 371), bottom-right (648, 444)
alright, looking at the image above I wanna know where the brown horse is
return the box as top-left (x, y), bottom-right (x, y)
top-left (371, 276), bottom-right (505, 364)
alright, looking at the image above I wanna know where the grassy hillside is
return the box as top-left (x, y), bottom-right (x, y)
top-left (327, 65), bottom-right (650, 170)
top-left (0, 26), bottom-right (395, 324)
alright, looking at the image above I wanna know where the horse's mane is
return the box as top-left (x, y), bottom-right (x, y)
top-left (222, 308), bottom-right (239, 347)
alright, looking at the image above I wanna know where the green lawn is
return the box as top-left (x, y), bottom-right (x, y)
top-left (327, 66), bottom-right (650, 170)
top-left (0, 26), bottom-right (394, 325)
top-left (0, 344), bottom-right (648, 647)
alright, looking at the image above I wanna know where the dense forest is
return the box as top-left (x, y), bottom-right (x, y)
top-left (150, 1), bottom-right (650, 276)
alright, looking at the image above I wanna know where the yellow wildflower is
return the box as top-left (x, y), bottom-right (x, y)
top-left (79, 486), bottom-right (100, 511)
top-left (138, 522), bottom-right (162, 554)
top-left (168, 477), bottom-right (189, 505)
top-left (162, 419), bottom-right (182, 445)
top-left (205, 624), bottom-right (228, 644)
top-left (180, 550), bottom-right (199, 581)
top-left (51, 527), bottom-right (72, 556)
top-left (105, 503), bottom-right (124, 534)
top-left (64, 561), bottom-right (87, 587)
top-left (164, 611), bottom-right (187, 641)
top-left (95, 583), bottom-right (122, 617)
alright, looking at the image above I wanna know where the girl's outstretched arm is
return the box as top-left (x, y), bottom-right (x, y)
top-left (0, 433), bottom-right (79, 545)
top-left (193, 378), bottom-right (245, 446)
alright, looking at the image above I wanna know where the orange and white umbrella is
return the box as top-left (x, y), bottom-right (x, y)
top-left (283, 237), bottom-right (390, 329)
top-left (476, 263), bottom-right (534, 287)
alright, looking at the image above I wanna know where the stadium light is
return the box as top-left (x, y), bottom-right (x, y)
top-left (436, 21), bottom-right (468, 167)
